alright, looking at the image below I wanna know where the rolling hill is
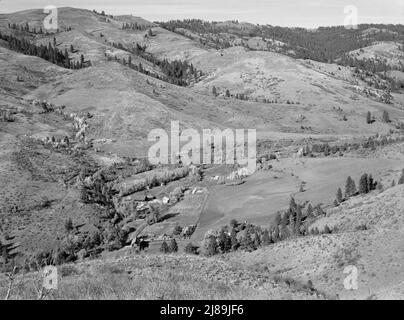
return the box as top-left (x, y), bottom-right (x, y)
top-left (0, 7), bottom-right (404, 300)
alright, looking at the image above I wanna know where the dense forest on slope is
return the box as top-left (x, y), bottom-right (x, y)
top-left (158, 20), bottom-right (404, 63)
top-left (111, 42), bottom-right (203, 86)
top-left (0, 31), bottom-right (90, 69)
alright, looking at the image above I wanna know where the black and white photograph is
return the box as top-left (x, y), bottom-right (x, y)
top-left (0, 0), bottom-right (404, 303)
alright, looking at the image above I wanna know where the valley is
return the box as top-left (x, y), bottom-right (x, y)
top-left (0, 7), bottom-right (403, 300)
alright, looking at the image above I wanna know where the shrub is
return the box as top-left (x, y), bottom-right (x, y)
top-left (64, 218), bottom-right (74, 233)
top-left (184, 242), bottom-right (199, 255)
top-left (59, 264), bottom-right (80, 277)
top-left (173, 225), bottom-right (183, 236)
top-left (229, 219), bottom-right (238, 229)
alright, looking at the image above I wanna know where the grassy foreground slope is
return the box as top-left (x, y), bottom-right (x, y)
top-left (228, 184), bottom-right (404, 300)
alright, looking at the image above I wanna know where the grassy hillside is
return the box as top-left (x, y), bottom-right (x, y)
top-left (1, 8), bottom-right (404, 300)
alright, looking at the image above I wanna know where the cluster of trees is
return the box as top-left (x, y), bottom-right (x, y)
top-left (305, 132), bottom-right (404, 159)
top-left (111, 42), bottom-right (202, 86)
top-left (212, 86), bottom-right (292, 104)
top-left (7, 22), bottom-right (71, 34)
top-left (92, 9), bottom-right (113, 18)
top-left (121, 22), bottom-right (150, 31)
top-left (367, 110), bottom-right (391, 124)
top-left (200, 198), bottom-right (331, 257)
top-left (334, 173), bottom-right (379, 206)
top-left (335, 169), bottom-right (404, 206)
top-left (0, 31), bottom-right (90, 69)
top-left (341, 54), bottom-right (401, 73)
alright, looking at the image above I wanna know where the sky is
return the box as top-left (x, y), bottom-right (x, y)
top-left (0, 0), bottom-right (403, 28)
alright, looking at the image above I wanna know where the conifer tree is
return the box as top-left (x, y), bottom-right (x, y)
top-left (262, 229), bottom-right (271, 246)
top-left (398, 171), bottom-right (404, 185)
top-left (345, 176), bottom-right (357, 198)
top-left (366, 111), bottom-right (372, 124)
top-left (230, 228), bottom-right (239, 251)
top-left (359, 173), bottom-right (369, 194)
top-left (160, 241), bottom-right (170, 253)
top-left (240, 231), bottom-right (254, 252)
top-left (336, 187), bottom-right (343, 203)
top-left (169, 238), bottom-right (178, 253)
top-left (212, 86), bottom-right (217, 96)
top-left (203, 234), bottom-right (218, 256)
top-left (253, 232), bottom-right (261, 248)
top-left (382, 110), bottom-right (390, 123)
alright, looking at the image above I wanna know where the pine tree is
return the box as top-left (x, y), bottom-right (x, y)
top-left (169, 238), bottom-right (178, 253)
top-left (212, 86), bottom-right (217, 96)
top-left (253, 232), bottom-right (261, 248)
top-left (368, 174), bottom-right (375, 191)
top-left (160, 241), bottom-right (170, 253)
top-left (306, 203), bottom-right (313, 218)
top-left (294, 205), bottom-right (303, 235)
top-left (382, 110), bottom-right (390, 123)
top-left (345, 176), bottom-right (357, 198)
top-left (359, 173), bottom-right (369, 194)
top-left (218, 229), bottom-right (227, 252)
top-left (336, 187), bottom-right (343, 203)
top-left (280, 224), bottom-right (290, 240)
top-left (64, 218), bottom-right (73, 233)
top-left (230, 228), bottom-right (239, 251)
top-left (203, 234), bottom-right (218, 256)
top-left (398, 172), bottom-right (404, 185)
top-left (262, 229), bottom-right (271, 246)
top-left (240, 231), bottom-right (254, 252)
top-left (366, 111), bottom-right (372, 124)
top-left (323, 225), bottom-right (331, 234)
top-left (272, 225), bottom-right (280, 242)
